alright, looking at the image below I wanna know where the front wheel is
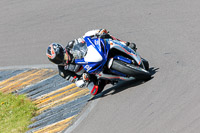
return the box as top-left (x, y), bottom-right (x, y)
top-left (142, 58), bottom-right (149, 71)
top-left (111, 60), bottom-right (151, 80)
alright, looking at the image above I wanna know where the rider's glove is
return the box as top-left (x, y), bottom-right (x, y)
top-left (74, 73), bottom-right (90, 88)
top-left (99, 29), bottom-right (109, 35)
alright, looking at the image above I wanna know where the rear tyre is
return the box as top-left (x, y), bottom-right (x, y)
top-left (111, 60), bottom-right (151, 80)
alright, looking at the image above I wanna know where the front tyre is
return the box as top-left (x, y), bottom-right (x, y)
top-left (111, 60), bottom-right (151, 80)
top-left (142, 58), bottom-right (149, 71)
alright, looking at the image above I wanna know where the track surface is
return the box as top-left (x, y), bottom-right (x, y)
top-left (1, 0), bottom-right (200, 133)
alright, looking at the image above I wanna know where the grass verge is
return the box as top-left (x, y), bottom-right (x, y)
top-left (0, 92), bottom-right (37, 133)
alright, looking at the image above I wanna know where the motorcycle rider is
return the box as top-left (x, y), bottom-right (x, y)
top-left (46, 29), bottom-right (137, 95)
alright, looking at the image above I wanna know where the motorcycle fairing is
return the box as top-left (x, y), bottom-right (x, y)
top-left (110, 40), bottom-right (142, 65)
top-left (75, 36), bottom-right (110, 74)
top-left (113, 55), bottom-right (132, 64)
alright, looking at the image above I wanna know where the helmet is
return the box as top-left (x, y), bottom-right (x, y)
top-left (46, 43), bottom-right (65, 64)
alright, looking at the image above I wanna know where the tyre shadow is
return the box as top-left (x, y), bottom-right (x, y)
top-left (89, 67), bottom-right (159, 101)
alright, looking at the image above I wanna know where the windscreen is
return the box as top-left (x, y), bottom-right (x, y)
top-left (70, 42), bottom-right (88, 59)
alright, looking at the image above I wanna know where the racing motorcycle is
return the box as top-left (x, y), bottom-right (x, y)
top-left (71, 35), bottom-right (151, 89)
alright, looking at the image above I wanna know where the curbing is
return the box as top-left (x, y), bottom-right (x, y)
top-left (0, 68), bottom-right (91, 133)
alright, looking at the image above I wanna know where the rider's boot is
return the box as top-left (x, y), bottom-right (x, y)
top-left (88, 79), bottom-right (108, 95)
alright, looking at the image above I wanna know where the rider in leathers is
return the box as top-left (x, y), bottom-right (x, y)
top-left (46, 29), bottom-right (137, 95)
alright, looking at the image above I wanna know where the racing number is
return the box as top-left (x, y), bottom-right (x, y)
top-left (84, 65), bottom-right (92, 72)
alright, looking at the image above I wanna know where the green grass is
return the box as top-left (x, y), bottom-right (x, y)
top-left (0, 92), bottom-right (37, 133)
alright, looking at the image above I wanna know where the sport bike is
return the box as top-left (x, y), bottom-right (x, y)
top-left (71, 35), bottom-right (151, 87)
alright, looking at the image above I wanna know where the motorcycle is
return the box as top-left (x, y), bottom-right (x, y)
top-left (71, 35), bottom-right (151, 92)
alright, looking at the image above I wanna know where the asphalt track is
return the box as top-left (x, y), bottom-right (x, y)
top-left (1, 0), bottom-right (200, 133)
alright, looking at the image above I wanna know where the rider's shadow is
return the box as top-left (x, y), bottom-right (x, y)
top-left (89, 67), bottom-right (159, 101)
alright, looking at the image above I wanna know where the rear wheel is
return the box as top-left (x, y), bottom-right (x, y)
top-left (111, 60), bottom-right (151, 80)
